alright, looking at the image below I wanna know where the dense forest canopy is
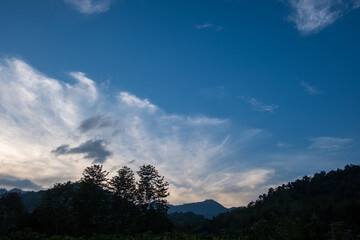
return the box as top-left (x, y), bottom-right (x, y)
top-left (0, 164), bottom-right (172, 237)
top-left (1, 164), bottom-right (360, 240)
top-left (204, 164), bottom-right (360, 239)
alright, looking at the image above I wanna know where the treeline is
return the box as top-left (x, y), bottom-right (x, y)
top-left (1, 164), bottom-right (360, 239)
top-left (0, 165), bottom-right (172, 237)
top-left (203, 164), bottom-right (360, 240)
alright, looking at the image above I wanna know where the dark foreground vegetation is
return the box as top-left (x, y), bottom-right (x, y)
top-left (204, 164), bottom-right (360, 239)
top-left (1, 164), bottom-right (360, 240)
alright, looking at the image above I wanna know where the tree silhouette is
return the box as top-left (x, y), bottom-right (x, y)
top-left (110, 166), bottom-right (137, 203)
top-left (31, 182), bottom-right (75, 235)
top-left (109, 166), bottom-right (137, 234)
top-left (137, 164), bottom-right (169, 210)
top-left (1, 164), bottom-right (174, 236)
top-left (72, 165), bottom-right (111, 235)
top-left (81, 164), bottom-right (109, 189)
top-left (0, 192), bottom-right (27, 235)
top-left (137, 164), bottom-right (172, 233)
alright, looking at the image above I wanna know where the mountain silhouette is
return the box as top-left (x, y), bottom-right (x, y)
top-left (0, 188), bottom-right (28, 195)
top-left (0, 188), bottom-right (43, 212)
top-left (168, 199), bottom-right (239, 219)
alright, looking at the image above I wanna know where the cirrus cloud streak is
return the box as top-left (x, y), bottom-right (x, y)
top-left (287, 0), bottom-right (360, 34)
top-left (0, 58), bottom-right (276, 207)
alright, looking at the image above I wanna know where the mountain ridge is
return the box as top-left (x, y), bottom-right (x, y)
top-left (168, 199), bottom-right (242, 219)
top-left (0, 188), bottom-right (43, 212)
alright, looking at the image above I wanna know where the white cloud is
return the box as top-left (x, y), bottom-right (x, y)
top-left (70, 72), bottom-right (98, 101)
top-left (170, 168), bottom-right (275, 207)
top-left (277, 142), bottom-right (293, 148)
top-left (194, 23), bottom-right (214, 29)
top-left (0, 58), bottom-right (98, 188)
top-left (186, 116), bottom-right (228, 126)
top-left (300, 81), bottom-right (322, 95)
top-left (194, 22), bottom-right (223, 31)
top-left (64, 0), bottom-right (112, 15)
top-left (354, 0), bottom-right (360, 8)
top-left (287, 0), bottom-right (360, 34)
top-left (0, 58), bottom-right (274, 207)
top-left (309, 137), bottom-right (353, 150)
top-left (2, 58), bottom-right (359, 207)
top-left (118, 92), bottom-right (158, 113)
top-left (243, 97), bottom-right (278, 113)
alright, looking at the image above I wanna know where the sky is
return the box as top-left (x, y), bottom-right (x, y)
top-left (0, 0), bottom-right (359, 207)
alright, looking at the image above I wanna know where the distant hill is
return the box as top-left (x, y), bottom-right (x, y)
top-left (0, 188), bottom-right (28, 195)
top-left (168, 199), bottom-right (239, 219)
top-left (0, 188), bottom-right (7, 195)
top-left (0, 188), bottom-right (43, 212)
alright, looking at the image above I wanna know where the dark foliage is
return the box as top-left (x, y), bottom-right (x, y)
top-left (1, 164), bottom-right (171, 237)
top-left (108, 166), bottom-right (137, 234)
top-left (136, 165), bottom-right (172, 233)
top-left (1, 164), bottom-right (360, 240)
top-left (0, 193), bottom-right (28, 235)
top-left (168, 211), bottom-right (206, 225)
top-left (206, 164), bottom-right (360, 239)
top-left (20, 191), bottom-right (43, 213)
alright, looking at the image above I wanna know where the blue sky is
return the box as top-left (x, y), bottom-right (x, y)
top-left (0, 0), bottom-right (359, 207)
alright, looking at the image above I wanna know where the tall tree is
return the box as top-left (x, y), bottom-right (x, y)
top-left (137, 164), bottom-right (169, 211)
top-left (72, 165), bottom-right (111, 235)
top-left (109, 166), bottom-right (137, 202)
top-left (137, 165), bottom-right (172, 233)
top-left (81, 164), bottom-right (109, 189)
top-left (109, 166), bottom-right (137, 234)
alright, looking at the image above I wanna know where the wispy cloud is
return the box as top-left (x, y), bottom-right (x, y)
top-left (69, 72), bottom-right (98, 100)
top-left (287, 0), bottom-right (360, 34)
top-left (186, 116), bottom-right (228, 126)
top-left (242, 97), bottom-right (278, 113)
top-left (277, 142), bottom-right (293, 148)
top-left (309, 137), bottom-right (353, 150)
top-left (118, 92), bottom-right (158, 113)
top-left (0, 57), bottom-right (275, 207)
top-left (64, 0), bottom-right (112, 15)
top-left (354, 0), bottom-right (360, 8)
top-left (194, 22), bottom-right (223, 31)
top-left (300, 81), bottom-right (322, 95)
top-left (194, 22), bottom-right (214, 29)
top-left (171, 168), bottom-right (275, 207)
top-left (1, 58), bottom-right (358, 207)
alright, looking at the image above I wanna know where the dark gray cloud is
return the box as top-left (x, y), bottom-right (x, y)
top-left (52, 144), bottom-right (70, 155)
top-left (52, 139), bottom-right (112, 163)
top-left (0, 174), bottom-right (42, 191)
top-left (127, 159), bottom-right (136, 164)
top-left (78, 115), bottom-right (114, 133)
